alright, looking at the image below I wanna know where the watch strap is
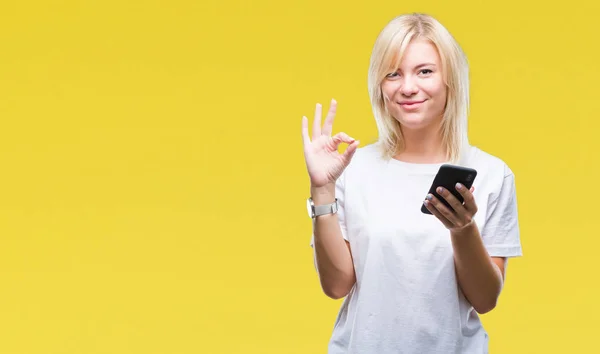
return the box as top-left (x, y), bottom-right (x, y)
top-left (313, 198), bottom-right (338, 217)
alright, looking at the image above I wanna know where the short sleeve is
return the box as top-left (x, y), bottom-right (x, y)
top-left (309, 171), bottom-right (349, 248)
top-left (480, 168), bottom-right (523, 258)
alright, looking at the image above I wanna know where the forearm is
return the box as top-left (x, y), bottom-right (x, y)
top-left (451, 222), bottom-right (503, 314)
top-left (311, 185), bottom-right (356, 299)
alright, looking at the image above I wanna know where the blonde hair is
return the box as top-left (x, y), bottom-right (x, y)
top-left (367, 13), bottom-right (470, 164)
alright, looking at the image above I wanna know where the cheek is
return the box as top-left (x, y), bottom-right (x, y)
top-left (423, 79), bottom-right (445, 95)
top-left (380, 83), bottom-right (395, 101)
top-left (424, 82), bottom-right (447, 104)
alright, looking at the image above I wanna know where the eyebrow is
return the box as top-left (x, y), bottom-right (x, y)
top-left (414, 63), bottom-right (437, 69)
top-left (389, 62), bottom-right (437, 73)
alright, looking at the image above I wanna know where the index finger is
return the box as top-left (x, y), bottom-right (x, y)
top-left (456, 183), bottom-right (477, 212)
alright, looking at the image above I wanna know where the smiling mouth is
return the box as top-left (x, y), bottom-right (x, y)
top-left (398, 100), bottom-right (426, 109)
top-left (399, 100), bottom-right (426, 106)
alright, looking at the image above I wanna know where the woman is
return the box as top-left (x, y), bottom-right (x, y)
top-left (301, 13), bottom-right (523, 353)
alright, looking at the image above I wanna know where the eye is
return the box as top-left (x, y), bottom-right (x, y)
top-left (386, 71), bottom-right (400, 78)
top-left (419, 69), bottom-right (433, 75)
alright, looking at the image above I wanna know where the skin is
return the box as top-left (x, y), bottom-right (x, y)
top-left (424, 185), bottom-right (506, 314)
top-left (302, 38), bottom-right (508, 313)
top-left (381, 38), bottom-right (448, 163)
top-left (382, 38), bottom-right (506, 313)
top-left (302, 101), bottom-right (357, 299)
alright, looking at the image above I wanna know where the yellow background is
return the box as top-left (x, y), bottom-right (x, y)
top-left (0, 0), bottom-right (598, 353)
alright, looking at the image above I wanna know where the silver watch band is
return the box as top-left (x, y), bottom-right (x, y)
top-left (307, 197), bottom-right (338, 218)
top-left (314, 201), bottom-right (338, 216)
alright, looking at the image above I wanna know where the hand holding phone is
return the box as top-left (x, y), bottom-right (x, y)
top-left (421, 164), bottom-right (477, 215)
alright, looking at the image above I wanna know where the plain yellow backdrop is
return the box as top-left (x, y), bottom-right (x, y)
top-left (0, 0), bottom-right (598, 353)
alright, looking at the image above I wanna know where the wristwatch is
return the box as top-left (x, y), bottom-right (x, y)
top-left (307, 197), bottom-right (338, 219)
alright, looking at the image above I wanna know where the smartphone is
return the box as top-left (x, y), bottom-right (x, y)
top-left (421, 164), bottom-right (477, 215)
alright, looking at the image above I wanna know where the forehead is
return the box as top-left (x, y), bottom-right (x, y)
top-left (393, 38), bottom-right (441, 68)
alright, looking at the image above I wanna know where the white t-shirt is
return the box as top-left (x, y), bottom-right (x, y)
top-left (309, 143), bottom-right (523, 354)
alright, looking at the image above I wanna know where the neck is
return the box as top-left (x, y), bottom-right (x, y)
top-left (394, 124), bottom-right (446, 164)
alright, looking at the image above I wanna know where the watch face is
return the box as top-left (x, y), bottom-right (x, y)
top-left (306, 198), bottom-right (314, 218)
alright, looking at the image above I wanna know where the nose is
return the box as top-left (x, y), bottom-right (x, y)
top-left (399, 75), bottom-right (418, 96)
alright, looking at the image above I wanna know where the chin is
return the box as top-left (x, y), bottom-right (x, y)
top-left (394, 109), bottom-right (444, 130)
top-left (395, 115), bottom-right (430, 130)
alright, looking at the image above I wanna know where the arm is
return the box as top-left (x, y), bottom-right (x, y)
top-left (301, 98), bottom-right (360, 300)
top-left (450, 223), bottom-right (507, 314)
top-left (424, 181), bottom-right (517, 314)
top-left (311, 184), bottom-right (356, 300)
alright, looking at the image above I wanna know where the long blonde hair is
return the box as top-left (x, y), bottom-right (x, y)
top-left (367, 13), bottom-right (470, 164)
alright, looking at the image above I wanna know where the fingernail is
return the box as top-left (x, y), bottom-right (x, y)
top-left (437, 187), bottom-right (443, 194)
top-left (456, 183), bottom-right (463, 190)
top-left (426, 194), bottom-right (433, 200)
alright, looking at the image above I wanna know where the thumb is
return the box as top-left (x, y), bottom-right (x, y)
top-left (331, 132), bottom-right (355, 147)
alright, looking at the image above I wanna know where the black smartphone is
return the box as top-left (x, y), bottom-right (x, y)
top-left (421, 164), bottom-right (477, 215)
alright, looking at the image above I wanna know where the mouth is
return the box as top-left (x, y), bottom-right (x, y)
top-left (398, 99), bottom-right (426, 109)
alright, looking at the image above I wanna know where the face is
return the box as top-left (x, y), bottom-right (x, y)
top-left (381, 38), bottom-right (447, 132)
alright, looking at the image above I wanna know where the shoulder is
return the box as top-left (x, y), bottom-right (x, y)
top-left (347, 142), bottom-right (386, 168)
top-left (467, 145), bottom-right (514, 179)
top-left (465, 145), bottom-right (516, 195)
top-left (338, 142), bottom-right (385, 185)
